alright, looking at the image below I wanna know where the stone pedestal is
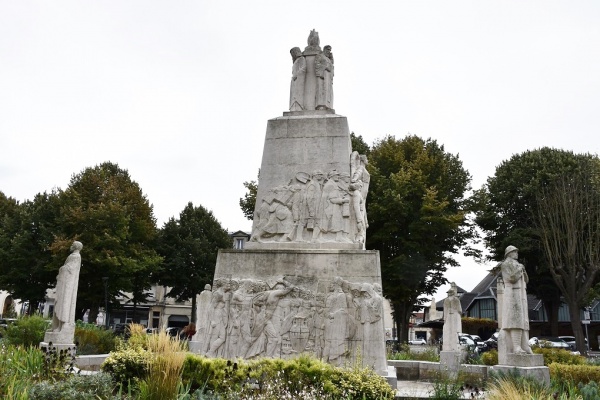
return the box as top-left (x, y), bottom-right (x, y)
top-left (39, 342), bottom-right (77, 366)
top-left (491, 364), bottom-right (550, 386)
top-left (439, 351), bottom-right (462, 378)
top-left (202, 249), bottom-right (387, 374)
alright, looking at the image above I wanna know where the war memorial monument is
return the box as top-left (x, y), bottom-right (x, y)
top-left (192, 30), bottom-right (387, 374)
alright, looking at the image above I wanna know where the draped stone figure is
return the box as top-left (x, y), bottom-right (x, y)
top-left (315, 45), bottom-right (334, 110)
top-left (289, 47), bottom-right (306, 111)
top-left (190, 284), bottom-right (212, 352)
top-left (350, 152), bottom-right (370, 244)
top-left (50, 241), bottom-right (83, 337)
top-left (500, 246), bottom-right (533, 355)
top-left (205, 280), bottom-right (232, 357)
top-left (323, 277), bottom-right (349, 364)
top-left (442, 282), bottom-right (462, 352)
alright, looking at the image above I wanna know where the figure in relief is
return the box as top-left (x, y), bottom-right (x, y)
top-left (500, 246), bottom-right (533, 354)
top-left (289, 47), bottom-right (306, 111)
top-left (315, 45), bottom-right (334, 110)
top-left (359, 283), bottom-right (383, 363)
top-left (306, 170), bottom-right (325, 241)
top-left (250, 185), bottom-right (294, 242)
top-left (246, 278), bottom-right (295, 358)
top-left (319, 170), bottom-right (351, 242)
top-left (50, 241), bottom-right (83, 335)
top-left (323, 277), bottom-right (349, 365)
top-left (205, 279), bottom-right (232, 357)
top-left (442, 282), bottom-right (462, 352)
top-left (193, 284), bottom-right (212, 347)
top-left (350, 152), bottom-right (370, 243)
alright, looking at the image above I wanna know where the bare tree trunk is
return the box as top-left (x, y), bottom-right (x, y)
top-left (567, 301), bottom-right (587, 354)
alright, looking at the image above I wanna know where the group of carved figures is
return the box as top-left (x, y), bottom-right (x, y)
top-left (289, 29), bottom-right (334, 111)
top-left (195, 276), bottom-right (384, 365)
top-left (251, 152), bottom-right (369, 244)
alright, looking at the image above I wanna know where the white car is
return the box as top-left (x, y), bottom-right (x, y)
top-left (408, 338), bottom-right (427, 345)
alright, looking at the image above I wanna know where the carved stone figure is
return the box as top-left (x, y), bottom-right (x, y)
top-left (500, 246), bottom-right (533, 355)
top-left (246, 278), bottom-right (295, 358)
top-left (319, 170), bottom-right (351, 242)
top-left (305, 29), bottom-right (321, 52)
top-left (50, 241), bottom-right (83, 337)
top-left (323, 277), bottom-right (349, 364)
top-left (350, 152), bottom-right (370, 243)
top-left (289, 47), bottom-right (306, 111)
top-left (192, 284), bottom-right (212, 349)
top-left (442, 282), bottom-right (462, 352)
top-left (315, 45), bottom-right (334, 110)
top-left (205, 279), bottom-right (232, 357)
top-left (306, 170), bottom-right (325, 241)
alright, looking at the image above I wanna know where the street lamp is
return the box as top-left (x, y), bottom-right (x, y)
top-left (102, 277), bottom-right (109, 328)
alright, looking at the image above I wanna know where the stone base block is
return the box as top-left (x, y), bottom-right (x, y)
top-left (40, 342), bottom-right (77, 365)
top-left (43, 327), bottom-right (75, 345)
top-left (502, 353), bottom-right (544, 368)
top-left (490, 364), bottom-right (550, 386)
top-left (439, 351), bottom-right (461, 377)
top-left (188, 340), bottom-right (202, 353)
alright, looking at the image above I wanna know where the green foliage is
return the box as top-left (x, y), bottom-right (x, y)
top-left (549, 363), bottom-right (600, 387)
top-left (0, 344), bottom-right (45, 397)
top-left (461, 317), bottom-right (497, 333)
top-left (365, 135), bottom-right (475, 340)
top-left (181, 354), bottom-right (394, 400)
top-left (56, 161), bottom-right (162, 319)
top-left (3, 315), bottom-right (49, 347)
top-left (431, 374), bottom-right (462, 400)
top-left (578, 381), bottom-right (600, 400)
top-left (481, 349), bottom-right (498, 365)
top-left (101, 346), bottom-right (151, 388)
top-left (239, 170), bottom-right (259, 221)
top-left (351, 132), bottom-right (370, 156)
top-left (386, 343), bottom-right (440, 362)
top-left (27, 372), bottom-right (116, 400)
top-left (0, 191), bottom-right (62, 311)
top-left (156, 202), bottom-right (230, 310)
top-left (533, 347), bottom-right (585, 366)
top-left (74, 324), bottom-right (116, 355)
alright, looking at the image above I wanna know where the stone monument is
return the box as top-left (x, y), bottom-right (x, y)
top-left (492, 245), bottom-right (549, 384)
top-left (440, 282), bottom-right (463, 374)
top-left (41, 241), bottom-right (83, 354)
top-left (197, 31), bottom-right (387, 374)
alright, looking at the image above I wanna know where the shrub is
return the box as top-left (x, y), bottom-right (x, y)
top-left (74, 323), bottom-right (116, 355)
top-left (0, 344), bottom-right (45, 397)
top-left (101, 346), bottom-right (151, 387)
top-left (533, 347), bottom-right (585, 366)
top-left (549, 363), bottom-right (600, 387)
top-left (27, 372), bottom-right (116, 400)
top-left (387, 342), bottom-right (440, 362)
top-left (481, 349), bottom-right (498, 365)
top-left (3, 315), bottom-right (49, 348)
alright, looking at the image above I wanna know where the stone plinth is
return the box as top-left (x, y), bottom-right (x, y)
top-left (439, 351), bottom-right (462, 377)
top-left (502, 353), bottom-right (544, 368)
top-left (40, 342), bottom-right (77, 366)
top-left (491, 364), bottom-right (550, 386)
top-left (196, 248), bottom-right (387, 374)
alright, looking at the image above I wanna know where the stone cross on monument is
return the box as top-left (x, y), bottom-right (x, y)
top-left (194, 31), bottom-right (387, 375)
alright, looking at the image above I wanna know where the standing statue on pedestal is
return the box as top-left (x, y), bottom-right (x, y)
top-left (289, 47), bottom-right (306, 111)
top-left (442, 282), bottom-right (462, 352)
top-left (315, 45), bottom-right (334, 110)
top-left (51, 241), bottom-right (83, 334)
top-left (500, 246), bottom-right (533, 355)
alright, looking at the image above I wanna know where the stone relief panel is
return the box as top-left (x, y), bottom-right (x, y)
top-left (250, 154), bottom-right (370, 245)
top-left (196, 276), bottom-right (384, 366)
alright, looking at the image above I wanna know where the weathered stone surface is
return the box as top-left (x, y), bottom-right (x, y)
top-left (439, 351), bottom-right (461, 376)
top-left (442, 282), bottom-right (462, 352)
top-left (194, 249), bottom-right (387, 374)
top-left (491, 364), bottom-right (550, 386)
top-left (43, 241), bottom-right (82, 346)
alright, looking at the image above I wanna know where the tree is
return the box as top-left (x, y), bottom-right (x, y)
top-left (55, 162), bottom-right (162, 323)
top-left (239, 170), bottom-right (259, 221)
top-left (350, 132), bottom-right (370, 156)
top-left (156, 202), bottom-right (230, 323)
top-left (366, 135), bottom-right (475, 342)
top-left (534, 163), bottom-right (600, 353)
top-left (473, 148), bottom-right (594, 337)
top-left (0, 191), bottom-right (62, 313)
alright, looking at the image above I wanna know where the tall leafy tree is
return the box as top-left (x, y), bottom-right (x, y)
top-left (473, 148), bottom-right (595, 336)
top-left (0, 191), bottom-right (62, 313)
top-left (55, 162), bottom-right (162, 322)
top-left (366, 135), bottom-right (475, 341)
top-left (156, 202), bottom-right (230, 322)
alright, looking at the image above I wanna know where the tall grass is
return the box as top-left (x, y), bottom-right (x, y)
top-left (136, 328), bottom-right (187, 400)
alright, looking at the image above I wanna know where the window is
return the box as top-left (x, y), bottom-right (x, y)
top-left (235, 238), bottom-right (244, 249)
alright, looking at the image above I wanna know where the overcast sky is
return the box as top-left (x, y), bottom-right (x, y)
top-left (1, 1), bottom-right (599, 298)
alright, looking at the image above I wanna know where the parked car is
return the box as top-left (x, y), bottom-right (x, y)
top-left (529, 336), bottom-right (571, 349)
top-left (165, 327), bottom-right (181, 337)
top-left (558, 336), bottom-right (589, 352)
top-left (458, 334), bottom-right (479, 353)
top-left (408, 338), bottom-right (427, 345)
top-left (484, 332), bottom-right (499, 350)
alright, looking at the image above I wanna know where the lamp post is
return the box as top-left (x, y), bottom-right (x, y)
top-left (102, 277), bottom-right (109, 329)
